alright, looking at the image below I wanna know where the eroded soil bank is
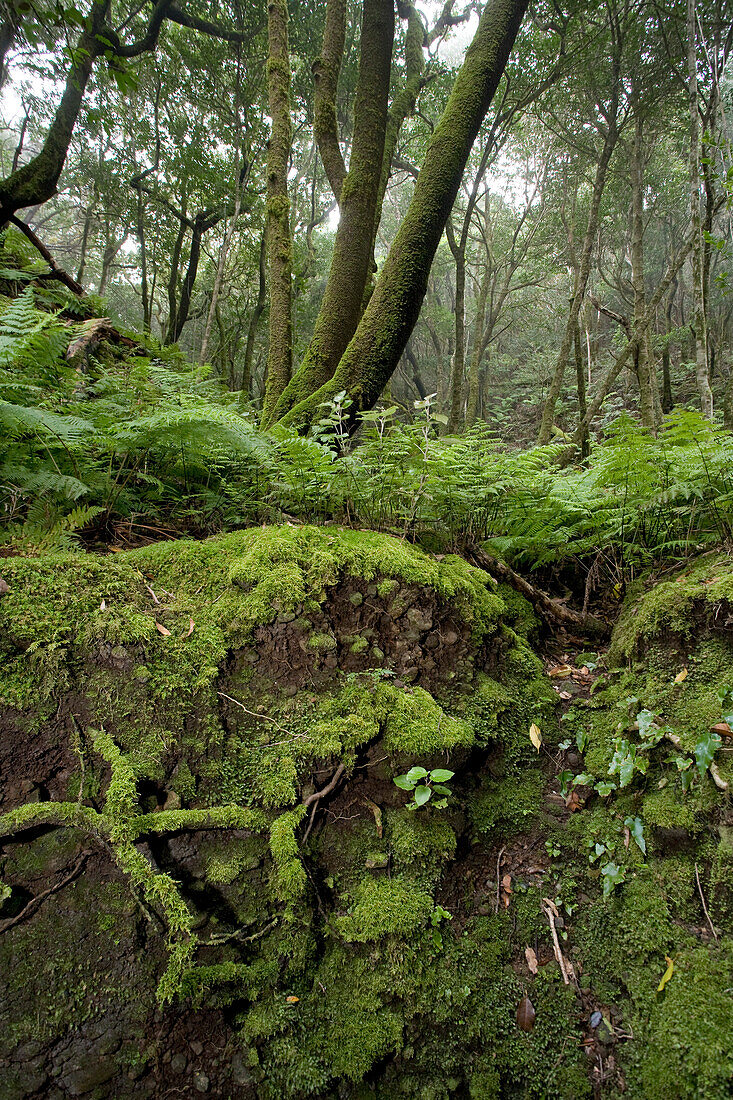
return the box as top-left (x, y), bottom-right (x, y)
top-left (1, 527), bottom-right (732, 1099)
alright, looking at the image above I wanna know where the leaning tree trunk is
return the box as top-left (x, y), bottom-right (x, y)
top-left (687, 0), bottom-right (713, 419)
top-left (263, 0), bottom-right (395, 426)
top-left (262, 0), bottom-right (295, 421)
top-left (272, 0), bottom-right (530, 432)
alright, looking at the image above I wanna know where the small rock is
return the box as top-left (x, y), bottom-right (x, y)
top-left (190, 1041), bottom-right (204, 1056)
top-left (163, 790), bottom-right (181, 812)
top-left (193, 1071), bottom-right (210, 1092)
top-left (0, 577), bottom-right (9, 596)
top-left (348, 592), bottom-right (363, 606)
top-left (171, 1053), bottom-right (187, 1074)
top-left (443, 630), bottom-right (459, 645)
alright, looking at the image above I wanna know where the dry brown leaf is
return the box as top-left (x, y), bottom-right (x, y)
top-left (623, 826), bottom-right (631, 851)
top-left (674, 668), bottom-right (688, 684)
top-left (525, 946), bottom-right (539, 975)
top-left (516, 994), bottom-right (536, 1031)
top-left (100, 599), bottom-right (106, 611)
top-left (549, 665), bottom-right (573, 679)
top-left (185, 618), bottom-right (195, 637)
top-left (559, 690), bottom-right (572, 700)
top-left (502, 873), bottom-right (512, 891)
top-left (155, 622), bottom-right (172, 636)
top-left (711, 722), bottom-right (733, 737)
top-left (566, 790), bottom-right (583, 812)
top-left (285, 995), bottom-right (299, 1004)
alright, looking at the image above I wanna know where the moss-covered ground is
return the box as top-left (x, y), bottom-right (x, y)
top-left (1, 531), bottom-right (732, 1098)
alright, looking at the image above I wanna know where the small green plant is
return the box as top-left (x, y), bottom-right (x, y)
top-left (429, 904), bottom-right (453, 950)
top-left (393, 766), bottom-right (454, 809)
top-left (600, 861), bottom-right (626, 898)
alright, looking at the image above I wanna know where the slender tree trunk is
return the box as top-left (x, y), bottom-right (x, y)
top-left (687, 0), bottom-right (713, 418)
top-left (165, 218), bottom-right (188, 343)
top-left (243, 233), bottom-right (267, 394)
top-left (264, 0), bottom-right (395, 425)
top-left (262, 0), bottom-right (294, 420)
top-left (629, 110), bottom-right (658, 430)
top-left (574, 317), bottom-right (589, 458)
top-left (661, 285), bottom-right (675, 412)
top-left (313, 0), bottom-right (347, 203)
top-left (466, 276), bottom-right (490, 428)
top-left (447, 220), bottom-right (467, 431)
top-left (536, 81), bottom-right (620, 443)
top-left (272, 0), bottom-right (530, 431)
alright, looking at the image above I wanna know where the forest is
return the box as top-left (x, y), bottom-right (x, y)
top-left (0, 0), bottom-right (733, 1096)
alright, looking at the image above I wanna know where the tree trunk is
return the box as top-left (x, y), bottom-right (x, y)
top-left (574, 317), bottom-right (589, 458)
top-left (536, 75), bottom-right (620, 443)
top-left (264, 0), bottom-right (395, 426)
top-left (466, 275), bottom-right (490, 428)
top-left (629, 110), bottom-right (658, 430)
top-left (272, 0), bottom-right (530, 431)
top-left (687, 0), bottom-right (713, 419)
top-left (243, 233), bottom-right (267, 394)
top-left (313, 0), bottom-right (347, 203)
top-left (262, 0), bottom-right (295, 420)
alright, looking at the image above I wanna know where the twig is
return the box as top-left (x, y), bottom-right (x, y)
top-left (202, 916), bottom-right (278, 947)
top-left (216, 691), bottom-right (306, 746)
top-left (0, 853), bottom-right (89, 934)
top-left (695, 862), bottom-right (718, 941)
top-left (542, 898), bottom-right (573, 986)
top-left (302, 763), bottom-right (347, 843)
top-left (495, 845), bottom-right (506, 914)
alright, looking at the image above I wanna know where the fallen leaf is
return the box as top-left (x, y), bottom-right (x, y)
top-left (155, 622), bottom-right (172, 636)
top-left (549, 665), bottom-right (573, 679)
top-left (525, 946), bottom-right (539, 975)
top-left (623, 826), bottom-right (631, 851)
top-left (100, 599), bottom-right (106, 611)
top-left (565, 790), bottom-right (583, 812)
top-left (529, 723), bottom-right (543, 752)
top-left (579, 666), bottom-right (590, 675)
top-left (559, 690), bottom-right (573, 700)
top-left (674, 668), bottom-right (688, 684)
top-left (185, 618), bottom-right (195, 637)
top-left (516, 994), bottom-right (536, 1031)
top-left (285, 995), bottom-right (299, 1004)
top-left (502, 874), bottom-right (512, 892)
top-left (710, 722), bottom-right (733, 737)
top-left (657, 955), bottom-right (674, 992)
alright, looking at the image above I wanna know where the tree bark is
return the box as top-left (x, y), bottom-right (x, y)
top-left (272, 0), bottom-right (530, 431)
top-left (313, 0), bottom-right (347, 204)
top-left (264, 0), bottom-right (395, 425)
top-left (536, 58), bottom-right (621, 443)
top-left (243, 233), bottom-right (267, 394)
top-left (262, 0), bottom-right (295, 420)
top-left (629, 109), bottom-right (659, 430)
top-left (687, 0), bottom-right (713, 418)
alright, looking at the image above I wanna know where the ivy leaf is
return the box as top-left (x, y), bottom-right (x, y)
top-left (413, 785), bottom-right (432, 807)
top-left (601, 861), bottom-right (626, 897)
top-left (624, 816), bottom-right (646, 855)
top-left (695, 730), bottom-right (722, 777)
top-left (594, 781), bottom-right (617, 797)
top-left (406, 766), bottom-right (429, 783)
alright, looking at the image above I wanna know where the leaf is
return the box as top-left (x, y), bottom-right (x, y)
top-left (549, 665), bottom-right (573, 679)
top-left (529, 723), bottom-right (542, 752)
top-left (710, 722), bottom-right (733, 737)
top-left (594, 781), bottom-right (617, 797)
top-left (285, 995), bottom-right (299, 1004)
top-left (406, 766), bottom-right (429, 783)
top-left (525, 946), bottom-right (539, 975)
top-left (155, 622), bottom-right (171, 636)
top-left (624, 816), bottom-right (646, 855)
top-left (429, 768), bottom-right (454, 783)
top-left (413, 785), bottom-right (432, 807)
top-left (695, 730), bottom-right (722, 777)
top-left (185, 618), bottom-right (195, 637)
top-left (393, 775), bottom-right (414, 790)
top-left (99, 599), bottom-right (106, 611)
top-left (674, 668), bottom-right (688, 684)
top-left (601, 861), bottom-right (626, 897)
top-left (657, 955), bottom-right (674, 992)
top-left (516, 994), bottom-right (536, 1031)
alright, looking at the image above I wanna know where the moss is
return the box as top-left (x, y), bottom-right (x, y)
top-left (334, 876), bottom-right (433, 942)
top-left (270, 807), bottom-right (307, 902)
top-left (469, 770), bottom-right (544, 840)
top-left (381, 684), bottom-right (473, 756)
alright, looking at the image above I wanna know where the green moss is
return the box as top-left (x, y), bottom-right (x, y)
top-left (270, 807), bottom-right (307, 902)
top-left (334, 876), bottom-right (433, 942)
top-left (381, 684), bottom-right (473, 755)
top-left (470, 770), bottom-right (544, 840)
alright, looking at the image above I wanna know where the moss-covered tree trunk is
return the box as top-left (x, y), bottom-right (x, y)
top-left (687, 0), bottom-right (713, 420)
top-left (629, 108), bottom-right (660, 431)
top-left (263, 0), bottom-right (395, 426)
top-left (273, 0), bottom-right (530, 432)
top-left (313, 0), bottom-right (347, 204)
top-left (262, 0), bottom-right (294, 421)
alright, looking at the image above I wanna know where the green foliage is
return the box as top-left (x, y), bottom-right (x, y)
top-left (393, 765), bottom-right (455, 809)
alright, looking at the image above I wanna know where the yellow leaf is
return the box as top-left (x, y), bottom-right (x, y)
top-left (674, 668), bottom-right (688, 684)
top-left (529, 723), bottom-right (542, 752)
top-left (657, 955), bottom-right (674, 992)
top-left (286, 995), bottom-right (299, 1003)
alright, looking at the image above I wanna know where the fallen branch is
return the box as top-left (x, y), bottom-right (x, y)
top-left (695, 862), bottom-right (718, 941)
top-left (466, 546), bottom-right (608, 639)
top-left (542, 897), bottom-right (575, 986)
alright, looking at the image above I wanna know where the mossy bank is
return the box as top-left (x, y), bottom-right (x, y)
top-left (0, 529), bottom-right (732, 1098)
